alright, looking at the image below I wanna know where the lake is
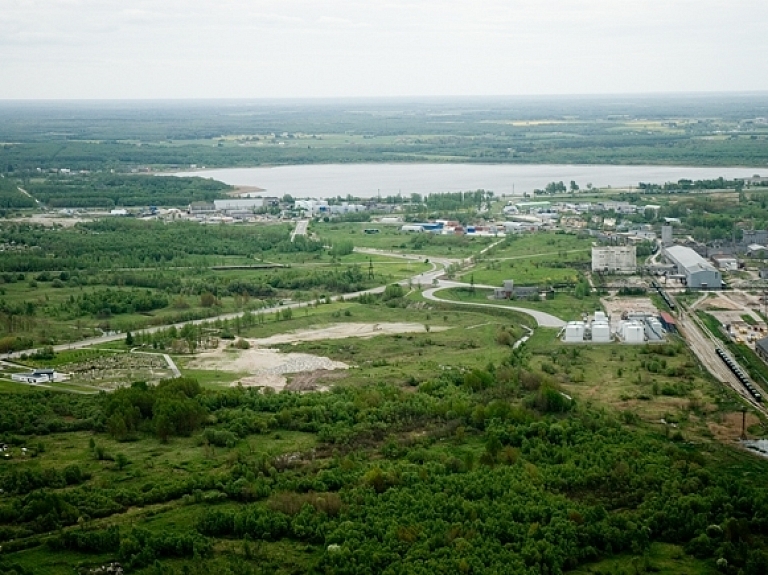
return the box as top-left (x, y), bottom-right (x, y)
top-left (171, 163), bottom-right (766, 199)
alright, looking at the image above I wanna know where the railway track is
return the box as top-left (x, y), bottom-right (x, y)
top-left (678, 306), bottom-right (768, 415)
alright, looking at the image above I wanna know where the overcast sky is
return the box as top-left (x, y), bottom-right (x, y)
top-left (2, 0), bottom-right (767, 99)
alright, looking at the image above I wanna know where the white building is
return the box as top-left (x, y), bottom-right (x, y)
top-left (12, 369), bottom-right (57, 384)
top-left (295, 200), bottom-right (329, 215)
top-left (591, 246), bottom-right (637, 274)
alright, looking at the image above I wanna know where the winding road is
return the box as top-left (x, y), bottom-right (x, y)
top-left (3, 244), bottom-right (566, 361)
top-left (422, 286), bottom-right (565, 328)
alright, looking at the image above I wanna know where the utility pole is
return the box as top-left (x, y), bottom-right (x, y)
top-left (741, 408), bottom-right (747, 440)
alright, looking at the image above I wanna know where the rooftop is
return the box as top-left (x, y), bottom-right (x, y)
top-left (665, 245), bottom-right (718, 274)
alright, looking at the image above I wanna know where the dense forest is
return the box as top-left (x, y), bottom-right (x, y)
top-left (23, 174), bottom-right (231, 209)
top-left (0, 363), bottom-right (767, 574)
top-left (0, 176), bottom-right (36, 211)
top-left (0, 220), bottom-right (319, 272)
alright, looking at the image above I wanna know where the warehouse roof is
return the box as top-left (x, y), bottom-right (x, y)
top-left (756, 336), bottom-right (768, 357)
top-left (664, 245), bottom-right (718, 274)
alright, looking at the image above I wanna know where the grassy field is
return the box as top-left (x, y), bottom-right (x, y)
top-left (0, 254), bottom-right (429, 351)
top-left (312, 221), bottom-right (494, 257)
top-left (523, 327), bottom-right (751, 440)
top-left (480, 232), bottom-right (594, 260)
top-left (458, 233), bottom-right (593, 286)
top-left (460, 257), bottom-right (586, 286)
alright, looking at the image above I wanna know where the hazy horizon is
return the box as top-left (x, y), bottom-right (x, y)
top-left (2, 91), bottom-right (768, 104)
top-left (3, 1), bottom-right (767, 99)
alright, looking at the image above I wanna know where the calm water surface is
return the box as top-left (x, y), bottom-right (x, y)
top-left (172, 163), bottom-right (767, 199)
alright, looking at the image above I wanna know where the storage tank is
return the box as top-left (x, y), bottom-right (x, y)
top-left (645, 318), bottom-right (665, 341)
top-left (623, 322), bottom-right (645, 344)
top-left (594, 311), bottom-right (607, 323)
top-left (591, 320), bottom-right (611, 343)
top-left (564, 321), bottom-right (585, 343)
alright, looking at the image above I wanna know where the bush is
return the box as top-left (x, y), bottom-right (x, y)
top-left (232, 338), bottom-right (251, 349)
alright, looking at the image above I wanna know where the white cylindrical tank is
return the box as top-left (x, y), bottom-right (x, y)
top-left (624, 322), bottom-right (645, 343)
top-left (591, 320), bottom-right (611, 343)
top-left (564, 321), bottom-right (585, 342)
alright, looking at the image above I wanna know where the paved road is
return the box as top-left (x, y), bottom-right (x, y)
top-left (290, 219), bottom-right (309, 242)
top-left (422, 285), bottom-right (566, 328)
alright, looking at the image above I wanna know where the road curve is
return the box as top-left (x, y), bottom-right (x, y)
top-left (422, 285), bottom-right (566, 328)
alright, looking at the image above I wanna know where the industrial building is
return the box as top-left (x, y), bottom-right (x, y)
top-left (591, 246), bottom-right (637, 274)
top-left (663, 245), bottom-right (722, 289)
top-left (757, 337), bottom-right (768, 364)
top-left (213, 198), bottom-right (265, 212)
top-left (661, 225), bottom-right (673, 245)
top-left (711, 255), bottom-right (738, 271)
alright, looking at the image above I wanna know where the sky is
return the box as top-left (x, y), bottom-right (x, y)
top-left (2, 0), bottom-right (767, 99)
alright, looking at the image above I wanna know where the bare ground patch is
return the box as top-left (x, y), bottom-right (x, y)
top-left (252, 322), bottom-right (448, 346)
top-left (189, 323), bottom-right (446, 392)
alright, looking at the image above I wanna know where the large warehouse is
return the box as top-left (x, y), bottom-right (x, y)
top-left (664, 245), bottom-right (722, 289)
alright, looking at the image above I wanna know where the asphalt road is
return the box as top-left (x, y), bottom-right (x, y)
top-left (422, 285), bottom-right (566, 328)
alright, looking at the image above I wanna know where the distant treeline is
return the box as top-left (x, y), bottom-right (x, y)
top-left (638, 177), bottom-right (747, 191)
top-left (0, 220), bottom-right (319, 272)
top-left (24, 174), bottom-right (230, 208)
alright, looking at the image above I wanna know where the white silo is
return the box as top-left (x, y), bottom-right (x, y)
top-left (564, 321), bottom-right (585, 343)
top-left (591, 320), bottom-right (611, 343)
